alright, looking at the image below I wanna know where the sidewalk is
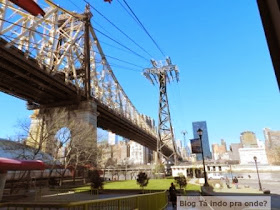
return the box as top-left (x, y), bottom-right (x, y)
top-left (213, 184), bottom-right (262, 194)
top-left (2, 188), bottom-right (135, 203)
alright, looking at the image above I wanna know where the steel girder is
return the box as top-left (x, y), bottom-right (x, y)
top-left (0, 0), bottom-right (157, 140)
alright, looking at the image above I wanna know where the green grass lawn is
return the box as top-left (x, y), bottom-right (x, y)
top-left (74, 179), bottom-right (200, 192)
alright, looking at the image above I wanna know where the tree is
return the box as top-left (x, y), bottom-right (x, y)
top-left (136, 172), bottom-right (149, 193)
top-left (119, 158), bottom-right (130, 180)
top-left (14, 108), bottom-right (98, 186)
top-left (96, 142), bottom-right (115, 179)
top-left (175, 174), bottom-right (187, 190)
top-left (89, 169), bottom-right (104, 190)
top-left (153, 163), bottom-right (165, 179)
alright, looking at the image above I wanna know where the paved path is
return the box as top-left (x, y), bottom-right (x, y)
top-left (3, 188), bottom-right (135, 203)
top-left (165, 181), bottom-right (280, 210)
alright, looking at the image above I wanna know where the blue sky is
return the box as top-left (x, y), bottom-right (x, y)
top-left (0, 0), bottom-right (279, 149)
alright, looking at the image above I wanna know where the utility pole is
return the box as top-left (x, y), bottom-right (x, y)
top-left (143, 57), bottom-right (179, 164)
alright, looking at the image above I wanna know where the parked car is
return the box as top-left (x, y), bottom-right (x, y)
top-left (207, 173), bottom-right (225, 180)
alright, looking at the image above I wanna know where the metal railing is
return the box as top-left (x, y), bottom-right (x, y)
top-left (0, 191), bottom-right (168, 210)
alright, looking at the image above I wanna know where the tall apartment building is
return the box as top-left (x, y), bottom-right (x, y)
top-left (192, 121), bottom-right (212, 160)
top-left (128, 140), bottom-right (152, 165)
top-left (176, 139), bottom-right (183, 156)
top-left (212, 139), bottom-right (227, 160)
top-left (240, 131), bottom-right (258, 148)
top-left (108, 131), bottom-right (118, 145)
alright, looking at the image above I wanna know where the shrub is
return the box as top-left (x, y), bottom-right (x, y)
top-left (89, 169), bottom-right (104, 190)
top-left (175, 175), bottom-right (187, 189)
top-left (136, 172), bottom-right (149, 192)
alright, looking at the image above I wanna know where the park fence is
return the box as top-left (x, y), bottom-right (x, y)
top-left (0, 190), bottom-right (168, 210)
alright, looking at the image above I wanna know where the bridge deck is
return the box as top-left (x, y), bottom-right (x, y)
top-left (0, 38), bottom-right (83, 107)
top-left (0, 37), bottom-right (174, 157)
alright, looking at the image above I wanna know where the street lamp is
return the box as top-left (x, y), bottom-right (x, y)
top-left (253, 156), bottom-right (262, 191)
top-left (197, 128), bottom-right (209, 187)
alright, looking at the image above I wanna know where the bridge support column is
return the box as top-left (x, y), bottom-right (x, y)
top-left (27, 101), bottom-right (98, 158)
top-left (73, 101), bottom-right (98, 133)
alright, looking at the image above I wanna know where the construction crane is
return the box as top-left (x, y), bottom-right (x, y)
top-left (143, 57), bottom-right (179, 164)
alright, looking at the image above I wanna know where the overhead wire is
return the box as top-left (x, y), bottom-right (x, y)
top-left (94, 27), bottom-right (150, 62)
top-left (121, 0), bottom-right (166, 58)
top-left (96, 52), bottom-right (145, 69)
top-left (67, 0), bottom-right (84, 13)
top-left (83, 0), bottom-right (154, 59)
top-left (67, 0), bottom-right (153, 69)
top-left (66, 0), bottom-right (153, 68)
top-left (99, 40), bottom-right (135, 54)
top-left (66, 0), bottom-right (152, 67)
top-left (1, 0), bottom-right (154, 65)
top-left (1, 10), bottom-right (147, 63)
top-left (2, 34), bottom-right (143, 72)
top-left (0, 18), bottom-right (147, 68)
top-left (2, 34), bottom-right (143, 71)
top-left (116, 0), bottom-right (139, 27)
top-left (109, 63), bottom-right (142, 72)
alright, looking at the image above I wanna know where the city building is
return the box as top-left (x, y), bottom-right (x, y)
top-left (108, 131), bottom-right (118, 145)
top-left (171, 163), bottom-right (229, 178)
top-left (112, 141), bottom-right (129, 164)
top-left (264, 128), bottom-right (280, 164)
top-left (192, 121), bottom-right (212, 160)
top-left (212, 139), bottom-right (227, 160)
top-left (176, 139), bottom-right (183, 156)
top-left (239, 147), bottom-right (268, 165)
top-left (240, 131), bottom-right (258, 148)
top-left (228, 143), bottom-right (243, 163)
top-left (128, 140), bottom-right (152, 165)
top-left (264, 128), bottom-right (280, 149)
top-left (181, 147), bottom-right (188, 160)
top-left (185, 144), bottom-right (191, 159)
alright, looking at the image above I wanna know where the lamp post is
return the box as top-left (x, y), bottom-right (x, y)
top-left (253, 156), bottom-right (262, 191)
top-left (197, 128), bottom-right (209, 187)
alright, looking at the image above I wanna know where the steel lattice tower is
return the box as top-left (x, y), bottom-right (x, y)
top-left (143, 57), bottom-right (179, 164)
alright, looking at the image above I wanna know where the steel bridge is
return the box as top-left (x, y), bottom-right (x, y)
top-left (0, 0), bottom-right (179, 158)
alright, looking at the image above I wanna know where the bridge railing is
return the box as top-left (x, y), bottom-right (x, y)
top-left (0, 0), bottom-right (158, 139)
top-left (0, 191), bottom-right (168, 210)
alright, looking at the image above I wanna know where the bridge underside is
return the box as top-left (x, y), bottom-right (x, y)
top-left (0, 38), bottom-right (173, 157)
top-left (0, 38), bottom-right (83, 107)
top-left (96, 101), bottom-right (174, 157)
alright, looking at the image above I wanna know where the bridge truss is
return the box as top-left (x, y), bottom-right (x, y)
top-left (0, 0), bottom-right (180, 158)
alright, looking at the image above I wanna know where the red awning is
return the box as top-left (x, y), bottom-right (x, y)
top-left (0, 158), bottom-right (45, 171)
top-left (9, 0), bottom-right (45, 16)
